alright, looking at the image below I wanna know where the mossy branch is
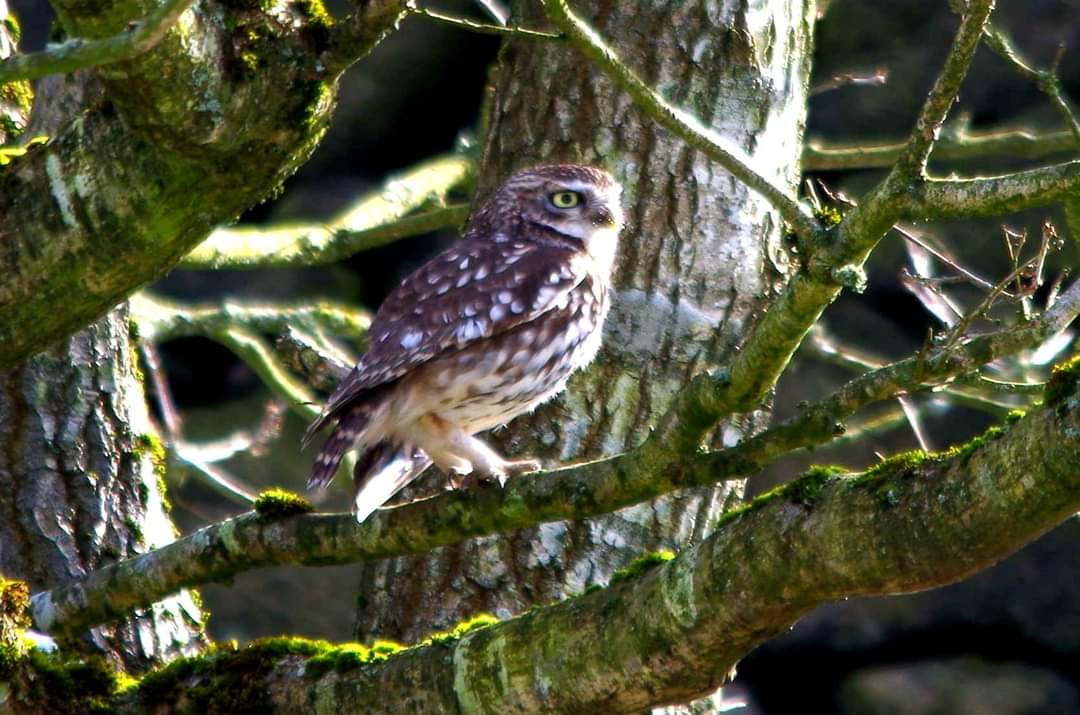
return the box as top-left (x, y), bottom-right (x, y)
top-left (0, 0), bottom-right (408, 368)
top-left (540, 0), bottom-right (823, 245)
top-left (0, 0), bottom-right (195, 84)
top-left (29, 279), bottom-right (1080, 637)
top-left (179, 155), bottom-right (472, 270)
top-left (29, 377), bottom-right (1080, 712)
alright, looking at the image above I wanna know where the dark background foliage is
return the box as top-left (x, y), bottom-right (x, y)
top-left (10, 0), bottom-right (1080, 711)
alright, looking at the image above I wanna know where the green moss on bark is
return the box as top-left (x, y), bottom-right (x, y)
top-left (253, 488), bottom-right (314, 518)
top-left (1045, 352), bottom-right (1080, 404)
top-left (609, 550), bottom-right (676, 585)
top-left (3, 14), bottom-right (21, 43)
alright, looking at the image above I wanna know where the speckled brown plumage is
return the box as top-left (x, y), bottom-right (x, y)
top-left (305, 164), bottom-right (624, 521)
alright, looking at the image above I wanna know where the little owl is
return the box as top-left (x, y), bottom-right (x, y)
top-left (305, 164), bottom-right (624, 522)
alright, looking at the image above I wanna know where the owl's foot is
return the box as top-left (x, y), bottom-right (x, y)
top-left (453, 458), bottom-right (541, 489)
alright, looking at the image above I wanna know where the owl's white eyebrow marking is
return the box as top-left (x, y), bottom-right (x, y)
top-left (558, 180), bottom-right (593, 194)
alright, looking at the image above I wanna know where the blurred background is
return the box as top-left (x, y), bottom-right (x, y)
top-left (10, 0), bottom-right (1080, 711)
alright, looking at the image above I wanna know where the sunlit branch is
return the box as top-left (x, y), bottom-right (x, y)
top-left (179, 155), bottom-right (471, 270)
top-left (407, 5), bottom-right (561, 38)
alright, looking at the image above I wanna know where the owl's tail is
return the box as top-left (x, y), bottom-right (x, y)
top-left (351, 441), bottom-right (433, 523)
top-left (307, 402), bottom-right (372, 491)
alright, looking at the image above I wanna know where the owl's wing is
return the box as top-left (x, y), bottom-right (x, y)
top-left (304, 236), bottom-right (587, 443)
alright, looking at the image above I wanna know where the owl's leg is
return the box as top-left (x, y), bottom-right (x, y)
top-left (441, 429), bottom-right (541, 488)
top-left (410, 414), bottom-right (475, 484)
top-left (411, 414), bottom-right (540, 488)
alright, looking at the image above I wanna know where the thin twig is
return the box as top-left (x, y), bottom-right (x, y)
top-left (983, 23), bottom-right (1080, 147)
top-left (809, 69), bottom-right (888, 97)
top-left (408, 5), bottom-right (561, 39)
top-left (895, 225), bottom-right (997, 291)
top-left (0, 0), bottom-right (196, 84)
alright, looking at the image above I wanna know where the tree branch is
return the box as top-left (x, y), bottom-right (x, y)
top-left (31, 278), bottom-right (1080, 637)
top-left (0, 0), bottom-right (407, 368)
top-left (894, 0), bottom-right (996, 176)
top-left (131, 293), bottom-right (370, 345)
top-left (983, 21), bottom-right (1080, 145)
top-left (539, 0), bottom-right (823, 245)
top-left (802, 128), bottom-right (1078, 171)
top-left (0, 0), bottom-right (195, 84)
top-left (52, 372), bottom-right (1080, 712)
top-left (179, 155), bottom-right (472, 270)
top-left (407, 5), bottom-right (562, 39)
top-left (899, 160), bottom-right (1080, 219)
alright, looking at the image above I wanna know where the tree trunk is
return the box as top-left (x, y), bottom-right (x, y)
top-left (353, 0), bottom-right (814, 659)
top-left (0, 306), bottom-right (205, 670)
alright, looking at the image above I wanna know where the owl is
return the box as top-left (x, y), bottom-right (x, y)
top-left (305, 164), bottom-right (624, 522)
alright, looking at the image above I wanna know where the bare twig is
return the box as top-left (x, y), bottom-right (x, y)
top-left (0, 0), bottom-right (196, 84)
top-left (408, 5), bottom-right (561, 39)
top-left (983, 23), bottom-right (1080, 146)
top-left (810, 69), bottom-right (888, 97)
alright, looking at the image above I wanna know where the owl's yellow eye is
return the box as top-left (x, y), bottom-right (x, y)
top-left (549, 191), bottom-right (582, 209)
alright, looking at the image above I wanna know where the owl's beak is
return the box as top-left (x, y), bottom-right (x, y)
top-left (590, 206), bottom-right (617, 228)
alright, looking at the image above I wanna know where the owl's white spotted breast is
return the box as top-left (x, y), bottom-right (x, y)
top-left (305, 233), bottom-right (601, 440)
top-left (404, 271), bottom-right (609, 434)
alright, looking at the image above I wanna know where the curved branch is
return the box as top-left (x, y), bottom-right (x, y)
top-left (0, 0), bottom-right (407, 368)
top-left (894, 0), bottom-right (996, 176)
top-left (899, 160), bottom-right (1080, 219)
top-left (0, 0), bottom-right (195, 84)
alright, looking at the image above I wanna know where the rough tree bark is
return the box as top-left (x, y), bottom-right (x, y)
top-left (353, 0), bottom-right (815, 650)
top-left (0, 0), bottom-right (404, 670)
top-left (0, 308), bottom-right (206, 669)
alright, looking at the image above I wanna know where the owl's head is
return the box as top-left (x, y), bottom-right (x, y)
top-left (476, 164), bottom-right (624, 251)
top-left (507, 164), bottom-right (623, 240)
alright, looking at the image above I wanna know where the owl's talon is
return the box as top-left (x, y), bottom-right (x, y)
top-left (504, 459), bottom-right (541, 475)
